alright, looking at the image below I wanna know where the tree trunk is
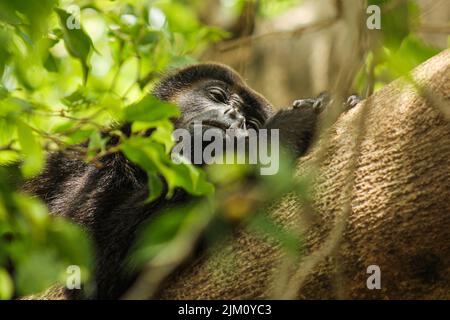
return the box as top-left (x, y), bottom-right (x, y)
top-left (158, 49), bottom-right (450, 299)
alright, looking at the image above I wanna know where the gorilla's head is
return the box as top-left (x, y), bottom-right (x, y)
top-left (153, 63), bottom-right (273, 135)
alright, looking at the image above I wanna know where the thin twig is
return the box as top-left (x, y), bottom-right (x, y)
top-left (0, 140), bottom-right (18, 152)
top-left (216, 15), bottom-right (339, 52)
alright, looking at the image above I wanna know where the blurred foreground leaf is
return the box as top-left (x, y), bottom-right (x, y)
top-left (55, 8), bottom-right (95, 83)
top-left (16, 121), bottom-right (45, 178)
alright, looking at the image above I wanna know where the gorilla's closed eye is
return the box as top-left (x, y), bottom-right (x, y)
top-left (208, 87), bottom-right (228, 103)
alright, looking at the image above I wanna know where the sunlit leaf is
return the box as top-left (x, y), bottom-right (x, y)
top-left (122, 95), bottom-right (180, 123)
top-left (15, 250), bottom-right (62, 295)
top-left (128, 202), bottom-right (212, 269)
top-left (55, 8), bottom-right (95, 83)
top-left (147, 172), bottom-right (164, 203)
top-left (121, 141), bottom-right (158, 173)
top-left (13, 193), bottom-right (49, 227)
top-left (65, 128), bottom-right (95, 145)
top-left (0, 0), bottom-right (57, 40)
top-left (121, 140), bottom-right (162, 201)
top-left (43, 53), bottom-right (59, 72)
top-left (87, 131), bottom-right (107, 160)
top-left (47, 218), bottom-right (93, 278)
top-left (16, 121), bottom-right (45, 178)
top-left (369, 0), bottom-right (420, 50)
top-left (375, 35), bottom-right (440, 81)
top-left (0, 268), bottom-right (13, 300)
top-left (149, 121), bottom-right (175, 152)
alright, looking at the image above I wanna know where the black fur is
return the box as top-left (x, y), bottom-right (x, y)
top-left (265, 106), bottom-right (318, 157)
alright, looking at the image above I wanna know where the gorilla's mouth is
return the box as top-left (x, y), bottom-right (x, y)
top-left (187, 121), bottom-right (249, 139)
top-left (198, 120), bottom-right (231, 131)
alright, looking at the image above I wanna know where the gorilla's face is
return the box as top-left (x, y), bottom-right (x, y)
top-left (174, 79), bottom-right (266, 136)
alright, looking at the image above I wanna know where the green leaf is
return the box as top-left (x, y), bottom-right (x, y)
top-left (15, 250), bottom-right (62, 295)
top-left (51, 120), bottom-right (76, 134)
top-left (13, 193), bottom-right (49, 231)
top-left (247, 213), bottom-right (304, 256)
top-left (0, 268), bottom-right (13, 300)
top-left (43, 53), bottom-right (59, 72)
top-left (0, 31), bottom-right (11, 79)
top-left (55, 8), bottom-right (95, 83)
top-left (165, 161), bottom-right (214, 197)
top-left (48, 218), bottom-right (93, 277)
top-left (0, 97), bottom-right (33, 118)
top-left (121, 141), bottom-right (158, 173)
top-left (128, 208), bottom-right (187, 268)
top-left (378, 0), bottom-right (419, 50)
top-left (121, 136), bottom-right (213, 200)
top-left (62, 87), bottom-right (97, 110)
top-left (383, 35), bottom-right (440, 78)
top-left (16, 121), bottom-right (45, 178)
top-left (0, 2), bottom-right (21, 26)
top-left (139, 30), bottom-right (161, 46)
top-left (149, 121), bottom-right (175, 152)
top-left (121, 141), bottom-right (163, 202)
top-left (87, 131), bottom-right (107, 160)
top-left (122, 95), bottom-right (180, 123)
top-left (0, 0), bottom-right (56, 40)
top-left (65, 129), bottom-right (95, 145)
top-left (147, 172), bottom-right (164, 203)
top-left (157, 3), bottom-right (199, 33)
top-left (0, 85), bottom-right (8, 100)
top-left (128, 202), bottom-right (211, 269)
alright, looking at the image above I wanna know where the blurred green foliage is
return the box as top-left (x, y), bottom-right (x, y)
top-left (222, 0), bottom-right (302, 19)
top-left (356, 0), bottom-right (442, 95)
top-left (0, 0), bottom-right (222, 299)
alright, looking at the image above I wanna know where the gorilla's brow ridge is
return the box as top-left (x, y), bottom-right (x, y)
top-left (153, 63), bottom-right (243, 100)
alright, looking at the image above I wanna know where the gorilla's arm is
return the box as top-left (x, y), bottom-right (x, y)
top-left (264, 92), bottom-right (361, 158)
top-left (264, 104), bottom-right (319, 158)
top-left (263, 93), bottom-right (328, 158)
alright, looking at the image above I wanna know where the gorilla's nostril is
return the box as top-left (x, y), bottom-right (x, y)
top-left (236, 115), bottom-right (246, 129)
top-left (241, 118), bottom-right (247, 129)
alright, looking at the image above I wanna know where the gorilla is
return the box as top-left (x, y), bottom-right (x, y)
top-left (24, 63), bottom-right (356, 299)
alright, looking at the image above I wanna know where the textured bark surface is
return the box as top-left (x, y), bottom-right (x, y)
top-left (158, 49), bottom-right (450, 299)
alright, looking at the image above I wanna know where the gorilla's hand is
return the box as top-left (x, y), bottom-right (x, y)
top-left (293, 92), bottom-right (362, 113)
top-left (346, 94), bottom-right (362, 110)
top-left (293, 92), bottom-right (331, 114)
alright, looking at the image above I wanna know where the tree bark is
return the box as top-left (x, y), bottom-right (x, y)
top-left (158, 49), bottom-right (450, 299)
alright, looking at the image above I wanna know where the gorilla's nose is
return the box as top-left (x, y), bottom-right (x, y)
top-left (230, 114), bottom-right (246, 129)
top-left (224, 107), bottom-right (246, 129)
top-left (236, 114), bottom-right (246, 128)
top-left (225, 107), bottom-right (239, 118)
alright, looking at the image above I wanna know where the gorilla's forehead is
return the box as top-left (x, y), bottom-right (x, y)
top-left (191, 79), bottom-right (231, 90)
